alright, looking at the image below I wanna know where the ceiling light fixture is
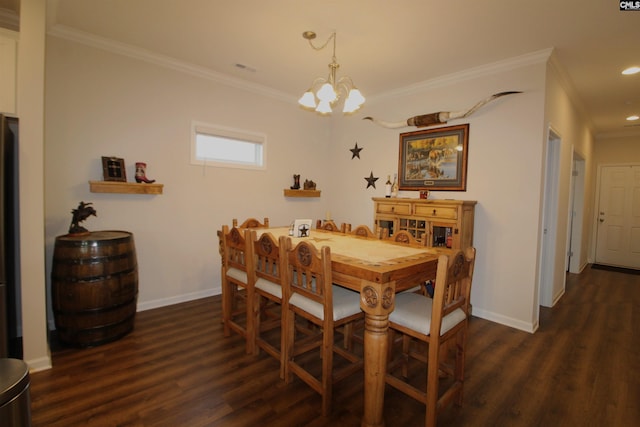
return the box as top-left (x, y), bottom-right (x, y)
top-left (622, 66), bottom-right (640, 75)
top-left (627, 115), bottom-right (639, 121)
top-left (298, 31), bottom-right (365, 115)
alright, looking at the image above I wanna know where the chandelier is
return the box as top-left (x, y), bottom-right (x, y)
top-left (298, 31), bottom-right (365, 114)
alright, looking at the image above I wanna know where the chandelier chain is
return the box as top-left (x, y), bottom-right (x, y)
top-left (307, 32), bottom-right (336, 54)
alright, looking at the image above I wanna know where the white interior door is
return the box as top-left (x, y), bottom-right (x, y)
top-left (595, 165), bottom-right (640, 268)
top-left (539, 131), bottom-right (560, 308)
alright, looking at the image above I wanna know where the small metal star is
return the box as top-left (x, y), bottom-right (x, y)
top-left (365, 171), bottom-right (379, 189)
top-left (350, 142), bottom-right (363, 159)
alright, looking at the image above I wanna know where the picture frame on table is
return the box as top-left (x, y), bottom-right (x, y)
top-left (398, 124), bottom-right (469, 191)
top-left (293, 219), bottom-right (312, 237)
top-left (101, 156), bottom-right (127, 182)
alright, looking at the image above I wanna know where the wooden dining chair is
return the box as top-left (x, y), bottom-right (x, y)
top-left (250, 230), bottom-right (287, 378)
top-left (349, 224), bottom-right (377, 239)
top-left (282, 238), bottom-right (363, 416)
top-left (233, 217), bottom-right (270, 228)
top-left (385, 229), bottom-right (423, 246)
top-left (384, 230), bottom-right (427, 294)
top-left (315, 219), bottom-right (350, 233)
top-left (385, 247), bottom-right (476, 427)
top-left (220, 225), bottom-right (256, 354)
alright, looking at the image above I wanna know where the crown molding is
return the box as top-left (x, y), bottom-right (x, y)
top-left (369, 48), bottom-right (554, 102)
top-left (47, 24), bottom-right (296, 104)
top-left (48, 23), bottom-right (612, 134)
top-left (594, 127), bottom-right (640, 140)
top-left (546, 50), bottom-right (596, 132)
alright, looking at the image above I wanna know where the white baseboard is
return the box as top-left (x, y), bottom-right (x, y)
top-left (137, 287), bottom-right (220, 312)
top-left (26, 355), bottom-right (52, 373)
top-left (578, 261), bottom-right (589, 273)
top-left (552, 288), bottom-right (565, 306)
top-left (471, 307), bottom-right (538, 333)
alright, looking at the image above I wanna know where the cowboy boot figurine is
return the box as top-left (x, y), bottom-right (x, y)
top-left (290, 174), bottom-right (300, 190)
top-left (135, 162), bottom-right (156, 183)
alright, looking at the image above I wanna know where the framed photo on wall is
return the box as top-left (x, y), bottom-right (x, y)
top-left (101, 156), bottom-right (127, 182)
top-left (398, 124), bottom-right (469, 191)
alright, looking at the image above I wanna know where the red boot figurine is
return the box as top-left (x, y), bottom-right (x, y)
top-left (135, 162), bottom-right (156, 183)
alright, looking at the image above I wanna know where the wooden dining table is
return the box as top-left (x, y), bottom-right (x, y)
top-left (257, 227), bottom-right (448, 427)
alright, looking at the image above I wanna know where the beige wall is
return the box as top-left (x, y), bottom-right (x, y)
top-left (42, 37), bottom-right (588, 334)
top-left (331, 55), bottom-right (549, 332)
top-left (44, 34), bottom-right (334, 322)
top-left (24, 23), bottom-right (598, 369)
top-left (593, 134), bottom-right (640, 164)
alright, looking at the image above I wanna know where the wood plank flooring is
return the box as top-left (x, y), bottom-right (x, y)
top-left (29, 266), bottom-right (640, 426)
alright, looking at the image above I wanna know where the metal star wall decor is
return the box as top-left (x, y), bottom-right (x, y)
top-left (350, 142), bottom-right (363, 159)
top-left (365, 171), bottom-right (379, 189)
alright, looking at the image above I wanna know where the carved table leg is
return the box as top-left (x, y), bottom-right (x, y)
top-left (360, 281), bottom-right (395, 427)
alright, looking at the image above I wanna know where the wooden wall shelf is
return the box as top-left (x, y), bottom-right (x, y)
top-left (284, 189), bottom-right (320, 198)
top-left (89, 181), bottom-right (164, 195)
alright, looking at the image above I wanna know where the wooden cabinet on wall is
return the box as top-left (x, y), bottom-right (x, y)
top-left (372, 198), bottom-right (476, 249)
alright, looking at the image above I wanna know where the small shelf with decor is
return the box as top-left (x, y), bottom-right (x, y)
top-left (89, 181), bottom-right (164, 195)
top-left (284, 189), bottom-right (320, 198)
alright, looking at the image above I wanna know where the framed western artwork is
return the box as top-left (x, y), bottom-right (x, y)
top-left (398, 124), bottom-right (469, 191)
top-left (101, 156), bottom-right (127, 182)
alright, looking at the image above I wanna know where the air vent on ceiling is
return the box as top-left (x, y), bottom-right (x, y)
top-left (234, 63), bottom-right (256, 73)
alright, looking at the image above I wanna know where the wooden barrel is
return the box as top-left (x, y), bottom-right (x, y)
top-left (51, 230), bottom-right (138, 347)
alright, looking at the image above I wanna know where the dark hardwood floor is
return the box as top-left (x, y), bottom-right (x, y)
top-left (30, 266), bottom-right (640, 426)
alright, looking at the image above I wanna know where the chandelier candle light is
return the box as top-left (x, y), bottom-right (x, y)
top-left (298, 31), bottom-right (365, 114)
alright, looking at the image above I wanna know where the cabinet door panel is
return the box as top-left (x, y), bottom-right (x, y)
top-left (374, 216), bottom-right (396, 238)
top-left (430, 222), bottom-right (457, 248)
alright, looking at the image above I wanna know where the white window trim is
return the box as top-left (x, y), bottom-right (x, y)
top-left (191, 121), bottom-right (266, 170)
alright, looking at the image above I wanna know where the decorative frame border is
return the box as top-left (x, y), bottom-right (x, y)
top-left (101, 156), bottom-right (127, 182)
top-left (398, 124), bottom-right (469, 191)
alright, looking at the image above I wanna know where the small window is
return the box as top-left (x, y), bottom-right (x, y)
top-left (191, 121), bottom-right (266, 170)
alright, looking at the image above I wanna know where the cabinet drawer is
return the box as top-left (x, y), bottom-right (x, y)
top-left (376, 201), bottom-right (412, 215)
top-left (414, 204), bottom-right (458, 220)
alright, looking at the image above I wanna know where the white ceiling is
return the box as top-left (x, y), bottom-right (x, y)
top-left (4, 0), bottom-right (640, 137)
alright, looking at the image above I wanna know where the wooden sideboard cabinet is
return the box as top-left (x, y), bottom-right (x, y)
top-left (372, 198), bottom-right (476, 249)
